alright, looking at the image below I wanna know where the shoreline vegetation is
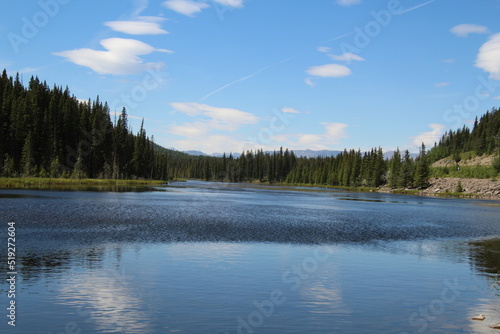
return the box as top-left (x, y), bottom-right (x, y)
top-left (1, 175), bottom-right (499, 201)
top-left (0, 177), bottom-right (166, 190)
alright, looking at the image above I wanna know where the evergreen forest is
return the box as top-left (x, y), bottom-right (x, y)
top-left (1, 70), bottom-right (499, 188)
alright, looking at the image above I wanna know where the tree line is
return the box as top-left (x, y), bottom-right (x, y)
top-left (2, 70), bottom-right (498, 188)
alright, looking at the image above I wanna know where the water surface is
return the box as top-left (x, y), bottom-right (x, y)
top-left (0, 181), bottom-right (499, 333)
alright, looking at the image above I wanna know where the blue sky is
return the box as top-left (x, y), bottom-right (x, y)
top-left (1, 0), bottom-right (500, 154)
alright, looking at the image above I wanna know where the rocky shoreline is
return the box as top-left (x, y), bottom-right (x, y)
top-left (420, 177), bottom-right (500, 200)
top-left (378, 177), bottom-right (500, 200)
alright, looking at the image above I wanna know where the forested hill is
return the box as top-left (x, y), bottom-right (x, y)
top-left (427, 107), bottom-right (500, 162)
top-left (0, 70), bottom-right (183, 180)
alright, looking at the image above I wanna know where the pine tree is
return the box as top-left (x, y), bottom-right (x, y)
top-left (71, 148), bottom-right (87, 179)
top-left (21, 131), bottom-right (36, 176)
top-left (388, 148), bottom-right (402, 188)
top-left (397, 150), bottom-right (413, 188)
top-left (2, 155), bottom-right (15, 177)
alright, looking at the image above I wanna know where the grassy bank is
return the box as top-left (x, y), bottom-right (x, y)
top-left (0, 177), bottom-right (166, 189)
top-left (430, 165), bottom-right (498, 179)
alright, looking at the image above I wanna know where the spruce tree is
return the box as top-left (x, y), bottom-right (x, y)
top-left (414, 143), bottom-right (430, 188)
top-left (389, 148), bottom-right (402, 188)
top-left (397, 150), bottom-right (413, 188)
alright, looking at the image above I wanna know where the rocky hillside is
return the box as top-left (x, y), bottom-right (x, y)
top-left (432, 154), bottom-right (495, 168)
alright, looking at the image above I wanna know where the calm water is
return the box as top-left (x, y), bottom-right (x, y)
top-left (1, 181), bottom-right (500, 333)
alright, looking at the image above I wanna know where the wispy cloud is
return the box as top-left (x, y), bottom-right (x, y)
top-left (304, 78), bottom-right (316, 87)
top-left (213, 0), bottom-right (244, 8)
top-left (442, 58), bottom-right (455, 64)
top-left (450, 24), bottom-right (489, 38)
top-left (336, 0), bottom-right (361, 6)
top-left (131, 0), bottom-right (149, 16)
top-left (54, 38), bottom-right (172, 75)
top-left (324, 31), bottom-right (355, 43)
top-left (435, 82), bottom-right (449, 87)
top-left (282, 107), bottom-right (302, 114)
top-left (109, 111), bottom-right (145, 120)
top-left (163, 0), bottom-right (210, 16)
top-left (317, 46), bottom-right (331, 53)
top-left (201, 55), bottom-right (297, 101)
top-left (16, 67), bottom-right (41, 74)
top-left (306, 64), bottom-right (352, 77)
top-left (105, 17), bottom-right (168, 35)
top-left (475, 33), bottom-right (500, 80)
top-left (163, 0), bottom-right (245, 16)
top-left (170, 102), bottom-right (259, 132)
top-left (396, 0), bottom-right (435, 15)
top-left (329, 53), bottom-right (365, 62)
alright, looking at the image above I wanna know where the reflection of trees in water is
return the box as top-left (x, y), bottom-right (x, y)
top-left (16, 245), bottom-right (124, 284)
top-left (469, 238), bottom-right (500, 314)
top-left (469, 238), bottom-right (500, 275)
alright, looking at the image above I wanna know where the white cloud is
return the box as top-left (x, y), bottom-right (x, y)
top-left (450, 24), bottom-right (489, 37)
top-left (105, 18), bottom-right (168, 35)
top-left (173, 134), bottom-right (260, 154)
top-left (282, 107), bottom-right (301, 114)
top-left (298, 134), bottom-right (324, 146)
top-left (493, 96), bottom-right (500, 100)
top-left (475, 33), bottom-right (500, 80)
top-left (329, 53), bottom-right (365, 62)
top-left (54, 38), bottom-right (171, 75)
top-left (411, 123), bottom-right (445, 147)
top-left (169, 102), bottom-right (259, 134)
top-left (163, 0), bottom-right (210, 16)
top-left (170, 102), bottom-right (203, 116)
top-left (336, 0), bottom-right (361, 6)
top-left (323, 122), bottom-right (348, 141)
top-left (434, 82), bottom-right (449, 87)
top-left (169, 121), bottom-right (209, 138)
top-left (442, 58), bottom-right (455, 64)
top-left (306, 64), bottom-right (352, 77)
top-left (277, 123), bottom-right (349, 150)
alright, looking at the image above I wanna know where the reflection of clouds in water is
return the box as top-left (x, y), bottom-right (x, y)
top-left (364, 239), bottom-right (472, 263)
top-left (164, 242), bottom-right (251, 265)
top-left (301, 282), bottom-right (348, 314)
top-left (466, 297), bottom-right (500, 333)
top-left (300, 271), bottom-right (349, 315)
top-left (56, 269), bottom-right (152, 333)
top-left (466, 272), bottom-right (500, 332)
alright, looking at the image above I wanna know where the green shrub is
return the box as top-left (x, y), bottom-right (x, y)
top-left (493, 157), bottom-right (500, 174)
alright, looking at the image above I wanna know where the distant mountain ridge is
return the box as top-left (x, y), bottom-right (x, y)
top-left (182, 149), bottom-right (418, 159)
top-left (182, 149), bottom-right (342, 158)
